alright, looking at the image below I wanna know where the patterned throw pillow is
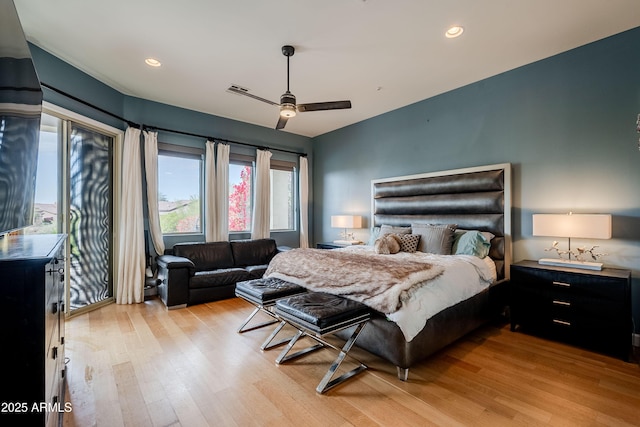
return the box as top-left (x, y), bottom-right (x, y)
top-left (394, 233), bottom-right (420, 253)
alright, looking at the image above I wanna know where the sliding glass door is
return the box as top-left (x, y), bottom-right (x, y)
top-left (27, 106), bottom-right (119, 315)
top-left (67, 123), bottom-right (114, 311)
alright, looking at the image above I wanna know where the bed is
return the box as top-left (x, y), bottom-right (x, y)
top-left (267, 163), bottom-right (512, 380)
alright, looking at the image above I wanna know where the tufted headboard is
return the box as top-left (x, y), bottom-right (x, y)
top-left (371, 163), bottom-right (511, 281)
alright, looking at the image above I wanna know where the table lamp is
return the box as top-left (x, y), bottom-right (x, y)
top-left (330, 215), bottom-right (363, 245)
top-left (532, 213), bottom-right (611, 270)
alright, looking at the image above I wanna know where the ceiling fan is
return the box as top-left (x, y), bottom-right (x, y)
top-left (228, 45), bottom-right (352, 130)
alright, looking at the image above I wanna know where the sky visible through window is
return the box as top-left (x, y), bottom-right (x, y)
top-left (33, 130), bottom-right (58, 204)
top-left (158, 155), bottom-right (243, 202)
top-left (158, 155), bottom-right (200, 202)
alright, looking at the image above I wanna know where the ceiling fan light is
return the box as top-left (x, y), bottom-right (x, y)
top-left (280, 104), bottom-right (296, 118)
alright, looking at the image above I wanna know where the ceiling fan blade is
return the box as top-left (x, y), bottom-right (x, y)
top-left (297, 100), bottom-right (352, 112)
top-left (275, 115), bottom-right (288, 130)
top-left (227, 86), bottom-right (279, 106)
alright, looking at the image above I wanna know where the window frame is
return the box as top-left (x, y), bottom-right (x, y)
top-left (157, 143), bottom-right (204, 236)
top-left (269, 159), bottom-right (297, 233)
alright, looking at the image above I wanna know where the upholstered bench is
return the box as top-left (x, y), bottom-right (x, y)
top-left (274, 292), bottom-right (371, 394)
top-left (235, 277), bottom-right (306, 350)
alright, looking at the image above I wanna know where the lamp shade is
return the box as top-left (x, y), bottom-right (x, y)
top-left (532, 214), bottom-right (611, 239)
top-left (330, 215), bottom-right (362, 229)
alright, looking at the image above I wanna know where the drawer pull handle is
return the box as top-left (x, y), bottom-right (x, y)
top-left (553, 281), bottom-right (571, 287)
top-left (552, 300), bottom-right (571, 306)
top-left (552, 319), bottom-right (571, 326)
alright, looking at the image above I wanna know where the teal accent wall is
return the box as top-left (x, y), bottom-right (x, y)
top-left (30, 44), bottom-right (125, 130)
top-left (312, 27), bottom-right (640, 333)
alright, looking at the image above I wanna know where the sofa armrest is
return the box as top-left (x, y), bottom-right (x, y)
top-left (157, 255), bottom-right (193, 309)
top-left (157, 254), bottom-right (195, 269)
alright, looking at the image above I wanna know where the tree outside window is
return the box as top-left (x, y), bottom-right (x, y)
top-left (229, 164), bottom-right (252, 232)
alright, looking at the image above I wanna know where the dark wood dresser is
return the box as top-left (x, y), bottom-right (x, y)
top-left (510, 260), bottom-right (632, 361)
top-left (0, 234), bottom-right (67, 426)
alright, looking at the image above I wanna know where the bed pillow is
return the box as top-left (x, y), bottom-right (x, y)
top-left (455, 229), bottom-right (495, 243)
top-left (374, 233), bottom-right (401, 254)
top-left (367, 226), bottom-right (381, 246)
top-left (410, 223), bottom-right (457, 254)
top-left (452, 230), bottom-right (491, 258)
top-left (380, 224), bottom-right (411, 235)
top-left (394, 233), bottom-right (420, 253)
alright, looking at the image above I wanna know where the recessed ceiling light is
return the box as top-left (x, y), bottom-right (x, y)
top-left (145, 58), bottom-right (162, 67)
top-left (445, 26), bottom-right (464, 39)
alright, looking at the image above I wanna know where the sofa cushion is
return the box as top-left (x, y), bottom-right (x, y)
top-left (189, 268), bottom-right (251, 289)
top-left (231, 238), bottom-right (277, 267)
top-left (174, 241), bottom-right (234, 272)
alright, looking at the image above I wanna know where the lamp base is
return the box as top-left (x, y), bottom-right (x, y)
top-left (538, 258), bottom-right (603, 271)
top-left (333, 240), bottom-right (362, 245)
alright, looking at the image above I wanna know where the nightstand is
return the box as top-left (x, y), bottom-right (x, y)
top-left (510, 260), bottom-right (632, 361)
top-left (316, 242), bottom-right (361, 249)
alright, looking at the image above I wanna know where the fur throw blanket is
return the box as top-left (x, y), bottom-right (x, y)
top-left (264, 248), bottom-right (444, 313)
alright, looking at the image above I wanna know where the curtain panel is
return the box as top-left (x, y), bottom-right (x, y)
top-left (298, 155), bottom-right (309, 248)
top-left (215, 143), bottom-right (230, 241)
top-left (205, 141), bottom-right (230, 242)
top-left (251, 149), bottom-right (272, 239)
top-left (116, 127), bottom-right (145, 304)
top-left (204, 140), bottom-right (216, 242)
top-left (143, 130), bottom-right (165, 255)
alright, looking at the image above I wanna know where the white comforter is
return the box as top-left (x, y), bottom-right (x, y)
top-left (336, 245), bottom-right (497, 342)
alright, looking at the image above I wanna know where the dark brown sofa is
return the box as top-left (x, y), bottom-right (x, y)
top-left (156, 239), bottom-right (282, 309)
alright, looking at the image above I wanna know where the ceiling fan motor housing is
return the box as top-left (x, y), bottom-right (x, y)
top-left (280, 91), bottom-right (296, 106)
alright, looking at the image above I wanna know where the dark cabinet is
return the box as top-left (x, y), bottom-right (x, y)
top-left (0, 234), bottom-right (67, 425)
top-left (316, 242), bottom-right (362, 249)
top-left (510, 260), bottom-right (632, 360)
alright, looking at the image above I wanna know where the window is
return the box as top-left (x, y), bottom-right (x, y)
top-left (158, 147), bottom-right (203, 234)
top-left (270, 161), bottom-right (296, 231)
top-left (25, 113), bottom-right (61, 235)
top-left (227, 156), bottom-right (296, 234)
top-left (228, 158), bottom-right (253, 232)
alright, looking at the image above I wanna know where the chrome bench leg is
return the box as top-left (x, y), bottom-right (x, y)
top-left (260, 320), bottom-right (294, 351)
top-left (275, 329), bottom-right (324, 364)
top-left (237, 306), bottom-right (278, 333)
top-left (316, 321), bottom-right (368, 394)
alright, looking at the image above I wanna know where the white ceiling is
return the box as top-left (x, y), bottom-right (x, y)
top-left (14, 0), bottom-right (640, 138)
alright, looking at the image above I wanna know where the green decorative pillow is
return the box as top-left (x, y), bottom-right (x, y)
top-left (452, 230), bottom-right (491, 258)
top-left (367, 227), bottom-right (381, 246)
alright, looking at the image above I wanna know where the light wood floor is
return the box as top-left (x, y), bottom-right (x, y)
top-left (62, 296), bottom-right (640, 427)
